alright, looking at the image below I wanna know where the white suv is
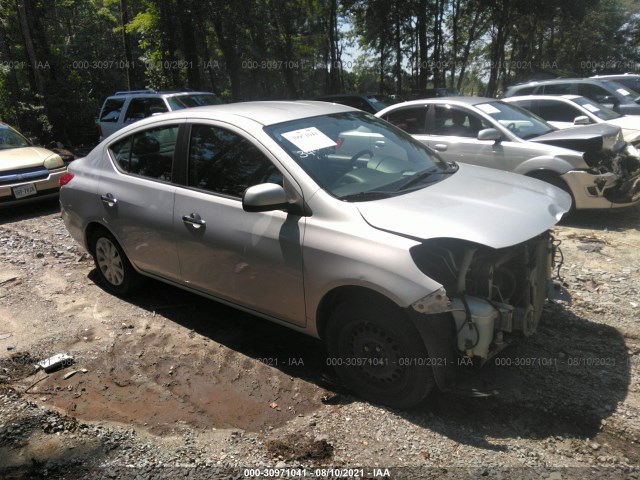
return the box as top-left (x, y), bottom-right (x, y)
top-left (97, 90), bottom-right (220, 141)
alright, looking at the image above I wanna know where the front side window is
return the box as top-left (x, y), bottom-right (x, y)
top-left (542, 83), bottom-right (571, 95)
top-left (109, 125), bottom-right (178, 181)
top-left (430, 105), bottom-right (490, 138)
top-left (187, 124), bottom-right (282, 197)
top-left (536, 100), bottom-right (579, 122)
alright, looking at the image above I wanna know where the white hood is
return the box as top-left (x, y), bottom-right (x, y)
top-left (355, 163), bottom-right (571, 249)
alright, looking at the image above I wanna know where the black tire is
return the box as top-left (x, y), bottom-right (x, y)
top-left (89, 229), bottom-right (143, 295)
top-left (325, 300), bottom-right (436, 409)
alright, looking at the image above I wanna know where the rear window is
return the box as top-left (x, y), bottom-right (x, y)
top-left (100, 98), bottom-right (126, 123)
top-left (167, 94), bottom-right (221, 110)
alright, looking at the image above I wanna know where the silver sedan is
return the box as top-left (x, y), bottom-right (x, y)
top-left (376, 97), bottom-right (640, 210)
top-left (60, 101), bottom-right (569, 408)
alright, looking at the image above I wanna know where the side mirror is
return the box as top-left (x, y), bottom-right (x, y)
top-left (477, 128), bottom-right (502, 142)
top-left (242, 183), bottom-right (289, 212)
top-left (573, 115), bottom-right (591, 125)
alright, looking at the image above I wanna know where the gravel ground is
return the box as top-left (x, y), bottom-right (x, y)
top-left (0, 199), bottom-right (639, 480)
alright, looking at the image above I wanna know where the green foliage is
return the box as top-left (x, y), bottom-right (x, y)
top-left (0, 0), bottom-right (639, 144)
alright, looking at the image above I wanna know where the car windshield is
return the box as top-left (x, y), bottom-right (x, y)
top-left (601, 80), bottom-right (640, 101)
top-left (0, 126), bottom-right (30, 150)
top-left (476, 101), bottom-right (555, 140)
top-left (167, 94), bottom-right (221, 110)
top-left (265, 111), bottom-right (451, 200)
top-left (573, 97), bottom-right (621, 120)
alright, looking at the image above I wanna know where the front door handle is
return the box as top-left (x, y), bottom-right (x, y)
top-left (434, 144), bottom-right (448, 152)
top-left (100, 193), bottom-right (118, 207)
top-left (182, 213), bottom-right (206, 229)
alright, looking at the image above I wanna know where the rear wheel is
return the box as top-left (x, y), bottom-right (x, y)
top-left (89, 229), bottom-right (143, 295)
top-left (325, 299), bottom-right (435, 408)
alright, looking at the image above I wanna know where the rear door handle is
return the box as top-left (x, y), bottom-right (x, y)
top-left (182, 213), bottom-right (206, 229)
top-left (100, 193), bottom-right (118, 207)
top-left (434, 144), bottom-right (448, 152)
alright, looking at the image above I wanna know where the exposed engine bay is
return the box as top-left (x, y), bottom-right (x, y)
top-left (411, 232), bottom-right (556, 361)
top-left (583, 149), bottom-right (640, 203)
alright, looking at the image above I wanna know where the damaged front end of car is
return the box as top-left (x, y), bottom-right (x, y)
top-left (582, 148), bottom-right (640, 205)
top-left (406, 231), bottom-right (559, 393)
top-left (533, 123), bottom-right (640, 208)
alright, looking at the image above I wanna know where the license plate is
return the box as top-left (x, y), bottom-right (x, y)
top-left (13, 183), bottom-right (37, 199)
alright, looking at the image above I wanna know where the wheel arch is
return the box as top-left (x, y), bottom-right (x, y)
top-left (315, 285), bottom-right (402, 341)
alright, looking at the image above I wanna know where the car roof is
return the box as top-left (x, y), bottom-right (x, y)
top-left (381, 96), bottom-right (498, 108)
top-left (109, 90), bottom-right (216, 98)
top-left (510, 78), bottom-right (613, 87)
top-left (146, 100), bottom-right (357, 126)
top-left (591, 73), bottom-right (640, 78)
top-left (506, 94), bottom-right (582, 102)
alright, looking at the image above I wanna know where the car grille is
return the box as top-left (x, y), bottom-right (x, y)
top-left (0, 166), bottom-right (49, 186)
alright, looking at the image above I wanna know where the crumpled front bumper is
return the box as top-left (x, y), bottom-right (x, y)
top-left (563, 146), bottom-right (640, 209)
top-left (561, 170), bottom-right (640, 209)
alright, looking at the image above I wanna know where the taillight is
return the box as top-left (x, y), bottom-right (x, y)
top-left (59, 172), bottom-right (74, 187)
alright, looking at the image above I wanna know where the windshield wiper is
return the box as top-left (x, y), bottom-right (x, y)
top-left (396, 164), bottom-right (457, 191)
top-left (337, 191), bottom-right (392, 202)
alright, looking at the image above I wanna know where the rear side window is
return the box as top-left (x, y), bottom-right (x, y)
top-left (382, 107), bottom-right (428, 134)
top-left (124, 98), bottom-right (168, 123)
top-left (109, 125), bottom-right (179, 181)
top-left (100, 99), bottom-right (126, 122)
top-left (187, 124), bottom-right (282, 197)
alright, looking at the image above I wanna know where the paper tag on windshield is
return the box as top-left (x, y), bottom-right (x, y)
top-left (476, 103), bottom-right (501, 114)
top-left (617, 88), bottom-right (630, 96)
top-left (583, 103), bottom-right (600, 113)
top-left (282, 127), bottom-right (336, 153)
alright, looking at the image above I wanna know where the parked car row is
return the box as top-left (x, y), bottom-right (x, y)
top-left (375, 97), bottom-right (640, 211)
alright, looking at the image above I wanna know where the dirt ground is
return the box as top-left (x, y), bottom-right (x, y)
top-left (1, 198), bottom-right (639, 479)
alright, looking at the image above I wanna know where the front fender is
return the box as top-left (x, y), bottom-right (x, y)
top-left (513, 154), bottom-right (587, 175)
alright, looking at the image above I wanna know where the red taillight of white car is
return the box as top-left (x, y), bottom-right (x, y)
top-left (59, 172), bottom-right (74, 187)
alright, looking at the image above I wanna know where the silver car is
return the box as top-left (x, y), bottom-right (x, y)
top-left (376, 97), bottom-right (640, 210)
top-left (60, 101), bottom-right (569, 408)
top-left (503, 94), bottom-right (640, 146)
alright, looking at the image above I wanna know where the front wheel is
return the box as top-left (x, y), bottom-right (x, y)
top-left (89, 229), bottom-right (143, 295)
top-left (325, 300), bottom-right (435, 408)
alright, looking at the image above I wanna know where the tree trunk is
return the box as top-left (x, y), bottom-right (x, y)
top-left (119, 0), bottom-right (133, 90)
top-left (0, 16), bottom-right (21, 113)
top-left (16, 0), bottom-right (45, 96)
top-left (417, 0), bottom-right (428, 90)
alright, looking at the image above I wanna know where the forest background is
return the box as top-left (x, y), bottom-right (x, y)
top-left (1, 0), bottom-right (639, 145)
